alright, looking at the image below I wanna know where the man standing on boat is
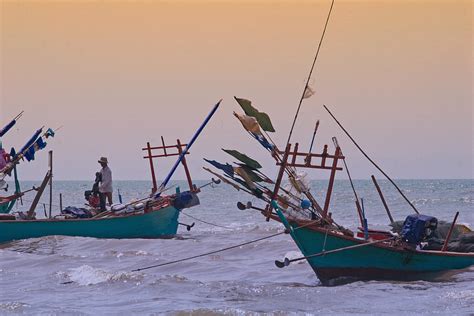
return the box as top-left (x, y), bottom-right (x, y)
top-left (98, 157), bottom-right (113, 211)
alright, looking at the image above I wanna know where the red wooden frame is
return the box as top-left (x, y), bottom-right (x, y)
top-left (270, 142), bottom-right (344, 220)
top-left (142, 136), bottom-right (194, 193)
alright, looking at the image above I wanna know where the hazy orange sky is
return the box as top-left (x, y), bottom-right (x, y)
top-left (1, 0), bottom-right (472, 181)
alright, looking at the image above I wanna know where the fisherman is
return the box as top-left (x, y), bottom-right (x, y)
top-left (98, 157), bottom-right (113, 211)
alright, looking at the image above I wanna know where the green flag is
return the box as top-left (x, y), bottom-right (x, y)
top-left (234, 97), bottom-right (275, 132)
top-left (222, 149), bottom-right (262, 169)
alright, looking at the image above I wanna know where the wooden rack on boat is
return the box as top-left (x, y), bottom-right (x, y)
top-left (142, 136), bottom-right (195, 194)
top-left (270, 143), bottom-right (344, 219)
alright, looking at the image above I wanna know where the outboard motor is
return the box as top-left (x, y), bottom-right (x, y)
top-left (401, 214), bottom-right (438, 246)
top-left (173, 191), bottom-right (200, 210)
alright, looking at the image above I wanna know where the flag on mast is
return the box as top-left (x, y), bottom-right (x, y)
top-left (303, 84), bottom-right (315, 99)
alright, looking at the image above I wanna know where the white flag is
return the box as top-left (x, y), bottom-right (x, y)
top-left (303, 85), bottom-right (315, 99)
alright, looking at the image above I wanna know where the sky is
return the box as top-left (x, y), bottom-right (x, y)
top-left (0, 0), bottom-right (472, 181)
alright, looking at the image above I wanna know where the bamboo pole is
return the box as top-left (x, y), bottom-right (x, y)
top-left (441, 212), bottom-right (459, 252)
top-left (332, 137), bottom-right (363, 227)
top-left (27, 171), bottom-right (51, 219)
top-left (371, 175), bottom-right (394, 224)
top-left (48, 150), bottom-right (53, 219)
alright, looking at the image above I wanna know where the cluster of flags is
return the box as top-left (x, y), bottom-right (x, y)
top-left (0, 112), bottom-right (58, 213)
top-left (21, 128), bottom-right (55, 162)
top-left (0, 111), bottom-right (57, 180)
top-left (233, 97), bottom-right (276, 151)
top-left (204, 148), bottom-right (272, 199)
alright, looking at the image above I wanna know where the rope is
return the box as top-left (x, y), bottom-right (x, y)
top-left (131, 214), bottom-right (332, 273)
top-left (132, 231), bottom-right (286, 272)
top-left (180, 211), bottom-right (234, 230)
top-left (323, 105), bottom-right (420, 214)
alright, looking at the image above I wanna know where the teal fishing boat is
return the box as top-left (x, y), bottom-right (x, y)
top-left (272, 206), bottom-right (474, 284)
top-left (203, 0), bottom-right (473, 284)
top-left (0, 203), bottom-right (180, 243)
top-left (0, 101), bottom-right (221, 243)
top-left (205, 95), bottom-right (474, 284)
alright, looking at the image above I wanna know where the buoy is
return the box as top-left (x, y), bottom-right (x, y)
top-left (300, 199), bottom-right (311, 209)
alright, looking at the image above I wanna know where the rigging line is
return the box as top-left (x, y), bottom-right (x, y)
top-left (332, 137), bottom-right (360, 203)
top-left (130, 207), bottom-right (336, 274)
top-left (323, 104), bottom-right (420, 214)
top-left (180, 211), bottom-right (234, 230)
top-left (131, 231), bottom-right (286, 272)
top-left (285, 0), bottom-right (335, 147)
top-left (131, 215), bottom-right (327, 273)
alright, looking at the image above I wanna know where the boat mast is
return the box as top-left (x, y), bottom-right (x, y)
top-left (285, 0), bottom-right (335, 147)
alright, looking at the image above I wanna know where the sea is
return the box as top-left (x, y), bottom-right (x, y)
top-left (0, 179), bottom-right (473, 315)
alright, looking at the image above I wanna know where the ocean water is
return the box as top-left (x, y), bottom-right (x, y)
top-left (0, 179), bottom-right (473, 315)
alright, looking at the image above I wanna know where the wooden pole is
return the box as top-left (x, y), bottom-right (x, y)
top-left (332, 137), bottom-right (363, 227)
top-left (308, 120), bottom-right (320, 154)
top-left (361, 198), bottom-right (369, 240)
top-left (269, 143), bottom-right (291, 220)
top-left (177, 139), bottom-right (193, 192)
top-left (355, 200), bottom-right (364, 228)
top-left (147, 142), bottom-right (158, 193)
top-left (441, 211), bottom-right (459, 252)
top-left (27, 171), bottom-right (51, 219)
top-left (322, 146), bottom-right (340, 218)
top-left (291, 143), bottom-right (299, 165)
top-left (48, 150), bottom-right (53, 219)
top-left (371, 175), bottom-right (395, 224)
top-left (321, 145), bottom-right (328, 167)
top-left (161, 136), bottom-right (167, 155)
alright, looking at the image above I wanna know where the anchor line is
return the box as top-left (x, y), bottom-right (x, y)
top-left (180, 211), bottom-right (234, 230)
top-left (131, 217), bottom-right (327, 273)
top-left (131, 231), bottom-right (286, 272)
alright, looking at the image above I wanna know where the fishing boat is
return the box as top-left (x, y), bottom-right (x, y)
top-left (205, 88), bottom-right (474, 286)
top-left (202, 0), bottom-right (473, 285)
top-left (205, 97), bottom-right (473, 285)
top-left (0, 201), bottom-right (182, 243)
top-left (0, 101), bottom-right (221, 243)
top-left (271, 209), bottom-right (474, 284)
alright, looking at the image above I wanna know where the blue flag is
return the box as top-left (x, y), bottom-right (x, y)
top-left (19, 128), bottom-right (43, 155)
top-left (252, 133), bottom-right (274, 150)
top-left (24, 137), bottom-right (47, 161)
top-left (203, 158), bottom-right (234, 177)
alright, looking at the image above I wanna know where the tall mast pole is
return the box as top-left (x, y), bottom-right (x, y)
top-left (285, 0), bottom-right (335, 147)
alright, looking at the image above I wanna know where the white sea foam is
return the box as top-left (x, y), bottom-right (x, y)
top-left (445, 290), bottom-right (474, 301)
top-left (0, 302), bottom-right (29, 312)
top-left (64, 265), bottom-right (143, 286)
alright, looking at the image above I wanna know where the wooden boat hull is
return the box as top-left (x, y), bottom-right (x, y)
top-left (0, 206), bottom-right (180, 243)
top-left (288, 223), bottom-right (474, 284)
